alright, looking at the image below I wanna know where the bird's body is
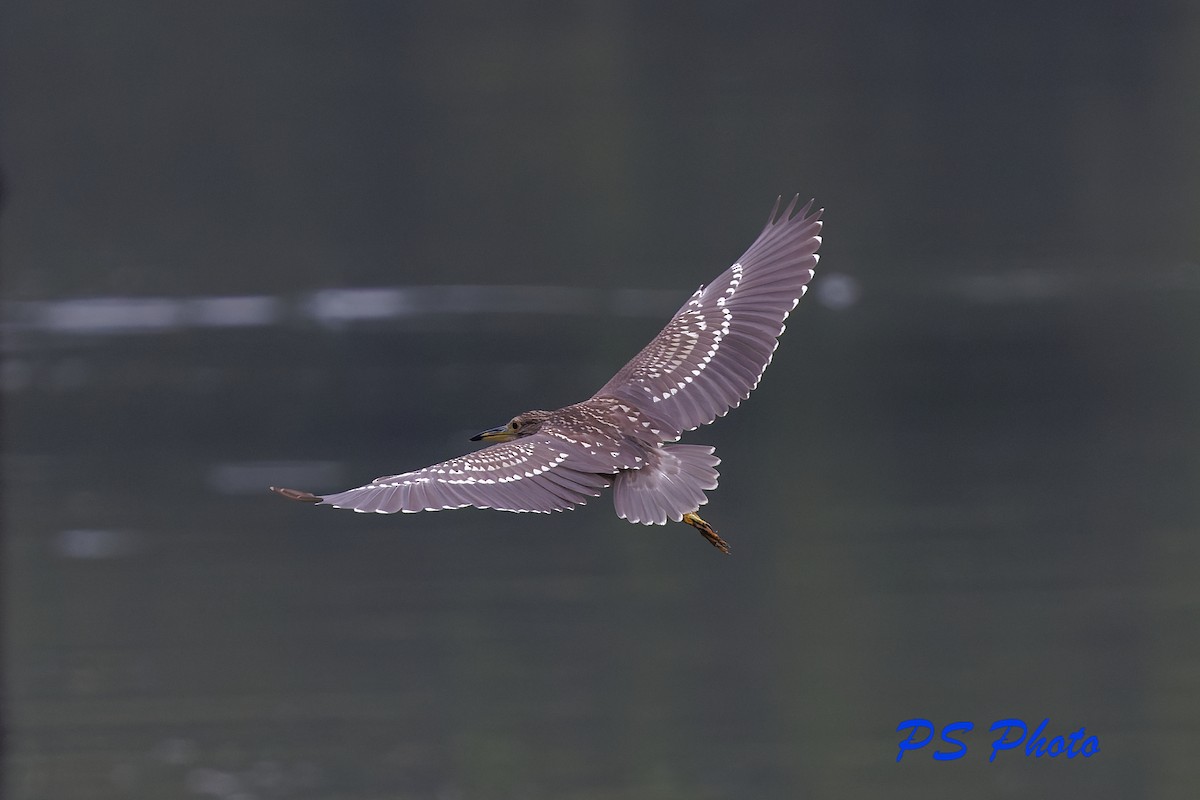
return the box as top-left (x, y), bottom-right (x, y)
top-left (273, 196), bottom-right (823, 553)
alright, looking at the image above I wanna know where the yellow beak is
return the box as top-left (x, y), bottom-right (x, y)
top-left (470, 425), bottom-right (515, 443)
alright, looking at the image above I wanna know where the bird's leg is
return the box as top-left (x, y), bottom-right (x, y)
top-left (683, 512), bottom-right (730, 554)
top-left (271, 486), bottom-right (321, 503)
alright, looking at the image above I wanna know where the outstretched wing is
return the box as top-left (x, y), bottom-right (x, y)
top-left (306, 435), bottom-right (613, 514)
top-left (594, 195), bottom-right (822, 438)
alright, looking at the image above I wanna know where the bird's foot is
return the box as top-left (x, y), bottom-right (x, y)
top-left (270, 486), bottom-right (321, 503)
top-left (683, 512), bottom-right (730, 554)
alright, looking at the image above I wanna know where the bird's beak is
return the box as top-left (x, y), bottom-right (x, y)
top-left (470, 425), bottom-right (514, 442)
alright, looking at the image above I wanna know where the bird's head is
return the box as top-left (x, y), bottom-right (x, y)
top-left (470, 410), bottom-right (552, 443)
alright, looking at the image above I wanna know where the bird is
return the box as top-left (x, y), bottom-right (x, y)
top-left (272, 195), bottom-right (823, 553)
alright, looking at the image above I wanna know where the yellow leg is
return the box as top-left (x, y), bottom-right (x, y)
top-left (683, 512), bottom-right (730, 554)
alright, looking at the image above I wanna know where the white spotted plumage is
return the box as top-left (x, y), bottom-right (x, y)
top-left (595, 197), bottom-right (821, 436)
top-left (290, 196), bottom-right (823, 523)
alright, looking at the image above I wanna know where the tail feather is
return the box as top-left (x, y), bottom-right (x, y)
top-left (613, 445), bottom-right (721, 525)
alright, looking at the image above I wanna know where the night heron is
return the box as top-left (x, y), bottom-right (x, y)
top-left (272, 195), bottom-right (823, 553)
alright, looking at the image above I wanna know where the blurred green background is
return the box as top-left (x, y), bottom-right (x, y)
top-left (3, 2), bottom-right (1199, 798)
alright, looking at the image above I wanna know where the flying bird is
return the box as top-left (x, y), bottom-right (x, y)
top-left (272, 195), bottom-right (823, 553)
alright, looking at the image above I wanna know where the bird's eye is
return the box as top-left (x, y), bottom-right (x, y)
top-left (510, 420), bottom-right (520, 429)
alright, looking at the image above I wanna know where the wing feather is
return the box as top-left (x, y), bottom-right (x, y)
top-left (593, 195), bottom-right (822, 436)
top-left (315, 434), bottom-right (612, 515)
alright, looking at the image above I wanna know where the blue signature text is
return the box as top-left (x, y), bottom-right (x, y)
top-left (896, 718), bottom-right (1100, 762)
